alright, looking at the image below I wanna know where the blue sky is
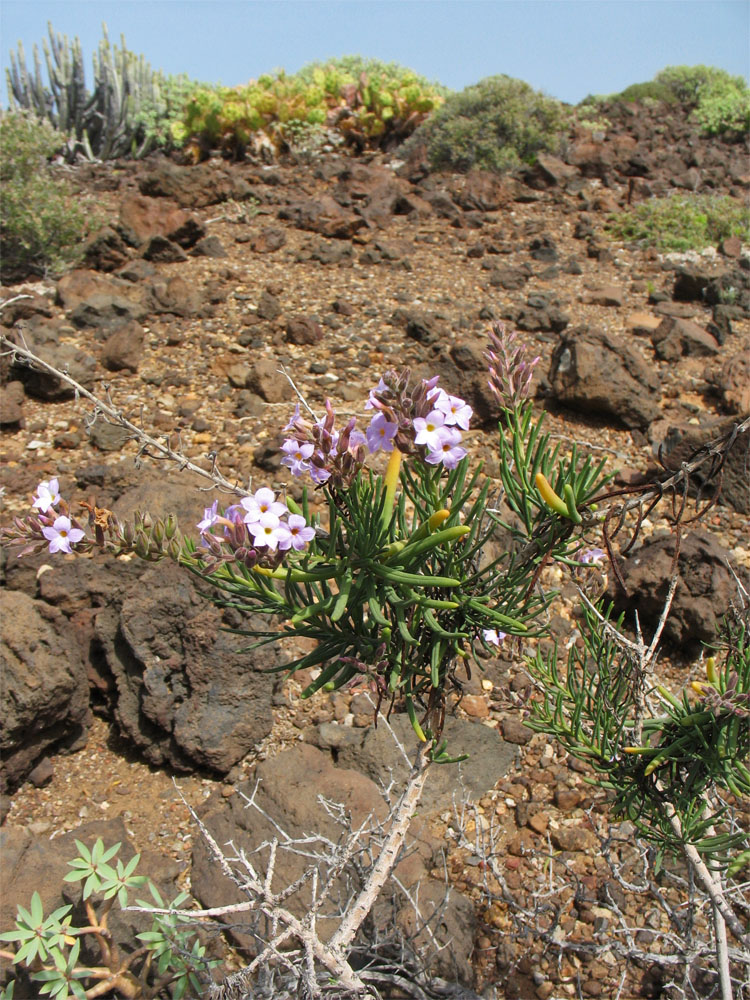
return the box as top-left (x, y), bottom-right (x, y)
top-left (1, 1), bottom-right (748, 106)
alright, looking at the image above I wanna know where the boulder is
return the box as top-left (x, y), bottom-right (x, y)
top-left (550, 326), bottom-right (661, 429)
top-left (0, 381), bottom-right (24, 425)
top-left (100, 320), bottom-right (145, 373)
top-left (94, 561), bottom-right (276, 774)
top-left (607, 530), bottom-right (746, 652)
top-left (651, 316), bottom-right (720, 360)
top-left (0, 589), bottom-right (90, 792)
top-left (657, 417), bottom-right (750, 515)
top-left (278, 196), bottom-right (367, 239)
top-left (118, 193), bottom-right (205, 249)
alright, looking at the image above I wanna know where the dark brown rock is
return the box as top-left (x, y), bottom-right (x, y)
top-left (0, 589), bottom-right (90, 793)
top-left (550, 326), bottom-right (661, 429)
top-left (607, 530), bottom-right (746, 651)
top-left (0, 380), bottom-right (24, 425)
top-left (191, 742), bottom-right (476, 982)
top-left (141, 235), bottom-right (188, 263)
top-left (651, 316), bottom-right (720, 360)
top-left (118, 193), bottom-right (204, 249)
top-left (82, 226), bottom-right (131, 272)
top-left (658, 417), bottom-right (750, 514)
top-left (100, 320), bottom-right (145, 373)
top-left (278, 196), bottom-right (367, 239)
top-left (93, 561), bottom-right (276, 774)
top-left (285, 315), bottom-right (323, 345)
top-left (248, 227), bottom-right (287, 253)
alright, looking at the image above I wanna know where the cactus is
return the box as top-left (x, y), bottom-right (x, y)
top-left (5, 22), bottom-right (200, 160)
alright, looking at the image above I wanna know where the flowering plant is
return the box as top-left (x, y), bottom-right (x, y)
top-left (2, 319), bottom-right (749, 996)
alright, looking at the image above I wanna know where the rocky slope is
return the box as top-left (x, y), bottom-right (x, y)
top-left (1, 100), bottom-right (749, 998)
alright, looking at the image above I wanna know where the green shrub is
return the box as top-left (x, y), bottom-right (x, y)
top-left (654, 64), bottom-right (746, 107)
top-left (401, 74), bottom-right (567, 174)
top-left (607, 193), bottom-right (750, 252)
top-left (692, 82), bottom-right (750, 137)
top-left (0, 112), bottom-right (94, 279)
top-left (612, 80), bottom-right (679, 105)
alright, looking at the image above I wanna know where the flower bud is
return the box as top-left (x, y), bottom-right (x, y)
top-left (152, 520), bottom-right (165, 547)
top-left (134, 533), bottom-right (150, 560)
top-left (167, 538), bottom-right (182, 561)
top-left (164, 513), bottom-right (178, 540)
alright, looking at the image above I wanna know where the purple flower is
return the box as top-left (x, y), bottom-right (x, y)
top-left (365, 378), bottom-right (389, 410)
top-left (281, 438), bottom-right (314, 476)
top-left (42, 515), bottom-right (85, 554)
top-left (248, 511), bottom-right (287, 550)
top-left (366, 413), bottom-right (398, 453)
top-left (578, 547), bottom-right (606, 565)
top-left (33, 478), bottom-right (61, 514)
top-left (309, 463), bottom-right (332, 485)
top-left (425, 427), bottom-right (467, 469)
top-left (241, 488), bottom-right (287, 525)
top-left (279, 514), bottom-right (315, 551)
top-left (413, 409), bottom-right (447, 450)
top-left (432, 390), bottom-right (473, 430)
top-left (283, 404), bottom-right (301, 432)
top-left (482, 628), bottom-right (506, 646)
top-left (197, 500), bottom-right (220, 534)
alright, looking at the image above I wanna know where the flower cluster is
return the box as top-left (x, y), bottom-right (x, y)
top-left (485, 322), bottom-right (541, 409)
top-left (365, 370), bottom-right (472, 469)
top-left (0, 478), bottom-right (90, 557)
top-left (281, 371), bottom-right (473, 487)
top-left (282, 400), bottom-right (367, 489)
top-left (196, 488), bottom-right (315, 571)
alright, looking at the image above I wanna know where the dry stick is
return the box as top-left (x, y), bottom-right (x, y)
top-left (328, 742), bottom-right (431, 956)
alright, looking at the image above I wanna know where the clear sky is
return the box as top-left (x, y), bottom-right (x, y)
top-left (1, 1), bottom-right (748, 107)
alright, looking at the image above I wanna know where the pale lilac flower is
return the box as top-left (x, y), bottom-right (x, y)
top-left (425, 427), bottom-right (467, 469)
top-left (283, 404), bottom-right (301, 432)
top-left (279, 514), bottom-right (315, 551)
top-left (33, 478), bottom-right (61, 513)
top-left (413, 409), bottom-right (447, 450)
top-left (365, 378), bottom-right (389, 409)
top-left (197, 500), bottom-right (220, 534)
top-left (248, 511), bottom-right (286, 550)
top-left (578, 547), bottom-right (606, 565)
top-left (309, 464), bottom-right (332, 485)
top-left (433, 390), bottom-right (473, 430)
top-left (482, 628), bottom-right (507, 646)
top-left (241, 488), bottom-right (287, 525)
top-left (42, 515), bottom-right (85, 555)
top-left (281, 439), bottom-right (314, 476)
top-left (366, 413), bottom-right (398, 453)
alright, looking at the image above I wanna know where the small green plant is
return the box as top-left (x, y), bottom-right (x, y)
top-left (607, 192), bottom-right (750, 252)
top-left (0, 111), bottom-right (94, 280)
top-left (0, 838), bottom-right (215, 999)
top-left (401, 74), bottom-right (567, 173)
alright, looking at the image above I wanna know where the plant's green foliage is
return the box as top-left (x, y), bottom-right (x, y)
top-left (0, 111), bottom-right (94, 279)
top-left (607, 192), bottom-right (750, 252)
top-left (177, 56), bottom-right (445, 159)
top-left (1, 842), bottom-right (214, 997)
top-left (655, 64), bottom-right (747, 107)
top-left (525, 604), bottom-right (750, 872)
top-left (401, 74), bottom-right (567, 174)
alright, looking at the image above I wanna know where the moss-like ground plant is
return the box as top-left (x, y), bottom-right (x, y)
top-left (607, 192), bottom-right (750, 253)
